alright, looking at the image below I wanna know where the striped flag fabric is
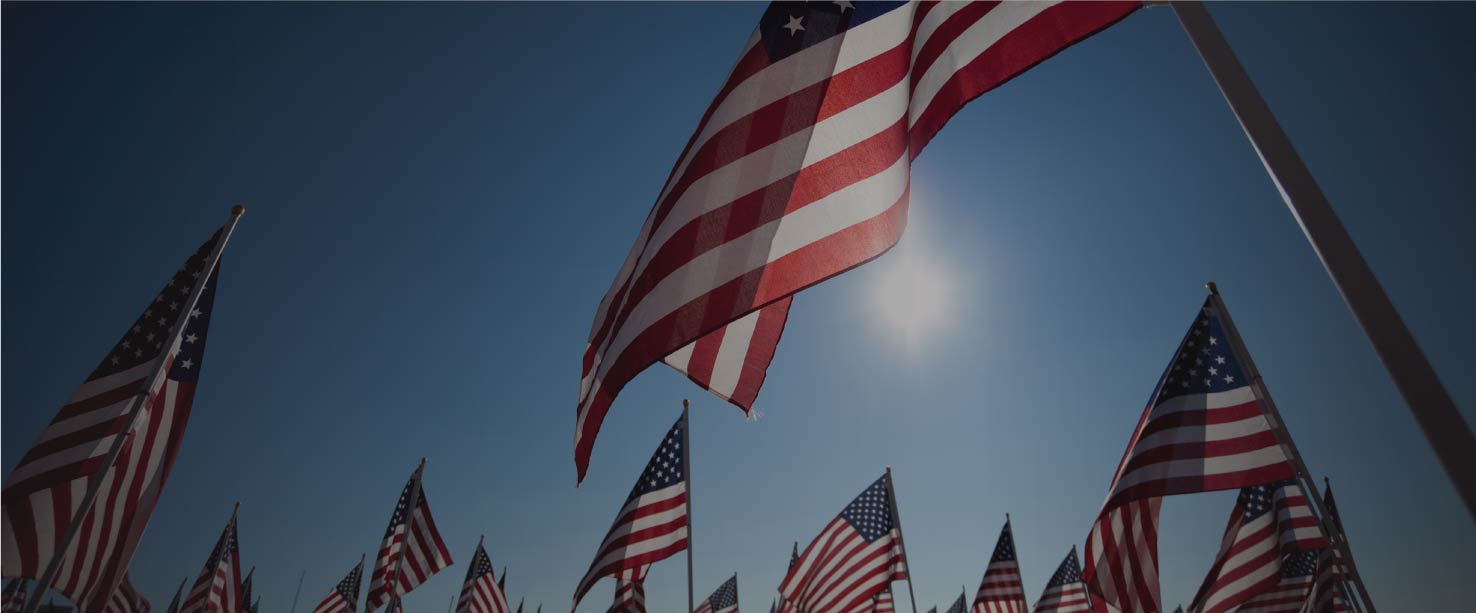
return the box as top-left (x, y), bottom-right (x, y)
top-left (778, 473), bottom-right (908, 613)
top-left (1300, 549), bottom-right (1348, 613)
top-left (946, 592), bottom-right (967, 613)
top-left (238, 570), bottom-right (254, 613)
top-left (365, 463), bottom-right (454, 612)
top-left (663, 297), bottom-right (792, 413)
top-left (777, 542), bottom-right (799, 613)
top-left (573, 412), bottom-right (689, 609)
top-left (695, 575), bottom-right (739, 613)
top-left (573, 0), bottom-right (1144, 481)
top-left (973, 519), bottom-right (1028, 613)
top-left (4, 579), bottom-right (29, 613)
top-left (102, 575), bottom-right (149, 613)
top-left (312, 559), bottom-right (365, 613)
top-left (1084, 297), bottom-right (1298, 613)
top-left (2, 224), bottom-right (232, 612)
top-left (1187, 481), bottom-right (1325, 613)
top-left (605, 566), bottom-right (648, 613)
top-left (180, 508), bottom-right (243, 613)
top-left (455, 540), bottom-right (512, 613)
top-left (385, 600), bottom-right (402, 613)
top-left (871, 588), bottom-right (895, 613)
top-left (1233, 551), bottom-right (1317, 613)
top-left (164, 578), bottom-right (187, 613)
top-left (1032, 548), bottom-right (1088, 613)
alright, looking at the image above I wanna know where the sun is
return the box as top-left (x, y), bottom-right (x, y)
top-left (870, 247), bottom-right (954, 349)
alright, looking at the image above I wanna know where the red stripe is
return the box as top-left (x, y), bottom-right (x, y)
top-left (1116, 429), bottom-right (1284, 478)
top-left (1137, 399), bottom-right (1267, 437)
top-left (910, 2), bottom-right (1001, 90)
top-left (726, 295), bottom-right (792, 409)
top-left (684, 327), bottom-right (725, 387)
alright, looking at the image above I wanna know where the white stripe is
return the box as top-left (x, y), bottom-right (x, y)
top-left (584, 523), bottom-right (688, 582)
top-left (1130, 411), bottom-right (1275, 453)
top-left (909, 1), bottom-right (1058, 128)
top-left (707, 307), bottom-right (760, 397)
top-left (1109, 445), bottom-right (1291, 494)
top-left (65, 361), bottom-right (155, 405)
top-left (910, 0), bottom-right (969, 65)
top-left (663, 342), bottom-right (694, 372)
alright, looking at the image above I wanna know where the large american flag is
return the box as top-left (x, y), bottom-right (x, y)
top-left (1033, 548), bottom-right (1088, 613)
top-left (311, 558), bottom-right (364, 613)
top-left (2, 226), bottom-right (231, 612)
top-left (101, 575), bottom-right (149, 613)
top-left (4, 580), bottom-right (30, 613)
top-left (573, 413), bottom-right (688, 610)
top-left (1300, 550), bottom-right (1347, 613)
top-left (455, 541), bottom-right (511, 613)
top-left (695, 575), bottom-right (739, 613)
top-left (180, 509), bottom-right (242, 613)
top-left (574, 0), bottom-right (1142, 480)
top-left (778, 473), bottom-right (908, 613)
top-left (1232, 551), bottom-right (1316, 613)
top-left (1084, 297), bottom-right (1297, 613)
top-left (1188, 481), bottom-right (1325, 613)
top-left (973, 519), bottom-right (1027, 613)
top-left (871, 588), bottom-right (894, 613)
top-left (605, 566), bottom-right (648, 613)
top-left (366, 464), bottom-right (453, 612)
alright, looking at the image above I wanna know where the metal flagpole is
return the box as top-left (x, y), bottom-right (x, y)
top-left (1206, 284), bottom-right (1376, 612)
top-left (683, 399), bottom-right (695, 613)
top-left (288, 570), bottom-right (306, 613)
top-left (1322, 477), bottom-right (1368, 613)
top-left (1165, 0), bottom-right (1476, 519)
top-left (21, 206), bottom-right (246, 613)
top-left (884, 467), bottom-right (920, 613)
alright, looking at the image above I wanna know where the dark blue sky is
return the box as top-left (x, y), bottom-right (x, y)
top-left (4, 2), bottom-right (1473, 611)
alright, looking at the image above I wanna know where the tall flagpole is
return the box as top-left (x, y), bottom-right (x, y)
top-left (1206, 283), bottom-right (1376, 612)
top-left (22, 206), bottom-right (246, 613)
top-left (683, 400), bottom-right (695, 613)
top-left (1323, 477), bottom-right (1369, 613)
top-left (1166, 0), bottom-right (1476, 520)
top-left (884, 467), bottom-right (920, 613)
top-left (288, 569), bottom-right (306, 613)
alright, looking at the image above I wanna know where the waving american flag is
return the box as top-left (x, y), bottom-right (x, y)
top-left (605, 566), bottom-right (648, 613)
top-left (180, 508), bottom-right (243, 613)
top-left (1033, 548), bottom-right (1088, 613)
top-left (102, 575), bottom-right (149, 613)
top-left (311, 558), bottom-right (365, 613)
top-left (695, 575), bottom-right (739, 613)
top-left (456, 540), bottom-right (511, 613)
top-left (1187, 481), bottom-right (1324, 613)
top-left (366, 463), bottom-right (453, 612)
top-left (779, 473), bottom-right (908, 613)
top-left (973, 519), bottom-right (1027, 613)
top-left (1231, 551), bottom-right (1316, 613)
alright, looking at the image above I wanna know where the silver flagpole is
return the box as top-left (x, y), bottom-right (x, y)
top-left (288, 569), bottom-right (306, 613)
top-left (884, 467), bottom-right (920, 613)
top-left (683, 400), bottom-right (695, 613)
top-left (1206, 284), bottom-right (1376, 612)
top-left (1165, 0), bottom-right (1476, 520)
top-left (22, 206), bottom-right (246, 613)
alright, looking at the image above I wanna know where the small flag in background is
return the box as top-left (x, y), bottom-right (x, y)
top-left (164, 578), bottom-right (188, 613)
top-left (455, 540), bottom-right (511, 613)
top-left (1233, 551), bottom-right (1317, 613)
top-left (102, 575), bottom-right (150, 613)
top-left (385, 600), bottom-right (402, 613)
top-left (871, 588), bottom-right (895, 613)
top-left (973, 518), bottom-right (1027, 613)
top-left (366, 463), bottom-right (453, 612)
top-left (1302, 549), bottom-right (1350, 613)
top-left (1033, 548), bottom-right (1089, 613)
top-left (311, 558), bottom-right (365, 613)
top-left (181, 507), bottom-right (243, 613)
top-left (779, 473), bottom-right (908, 613)
top-left (1187, 481), bottom-right (1324, 613)
top-left (238, 569), bottom-right (254, 613)
top-left (573, 412), bottom-right (689, 610)
top-left (4, 580), bottom-right (30, 613)
top-left (694, 575), bottom-right (739, 613)
top-left (946, 592), bottom-right (967, 613)
top-left (606, 566), bottom-right (648, 613)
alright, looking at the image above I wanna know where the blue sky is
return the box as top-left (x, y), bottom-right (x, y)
top-left (4, 2), bottom-right (1474, 612)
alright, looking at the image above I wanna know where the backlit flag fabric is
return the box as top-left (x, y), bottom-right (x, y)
top-left (695, 575), bottom-right (739, 613)
top-left (180, 509), bottom-right (242, 613)
top-left (2, 229), bottom-right (228, 612)
top-left (1300, 550), bottom-right (1348, 613)
top-left (1033, 549), bottom-right (1088, 613)
top-left (366, 465), bottom-right (453, 612)
top-left (102, 575), bottom-right (150, 613)
top-left (1188, 481), bottom-right (1324, 613)
top-left (312, 560), bottom-right (365, 613)
top-left (779, 474), bottom-right (908, 613)
top-left (606, 566), bottom-right (649, 613)
top-left (574, 414), bottom-right (688, 610)
top-left (1233, 551), bottom-right (1316, 613)
top-left (872, 589), bottom-right (895, 613)
top-left (574, 0), bottom-right (1143, 480)
top-left (4, 579), bottom-right (29, 613)
top-left (456, 542), bottom-right (511, 613)
top-left (1084, 297), bottom-right (1297, 613)
top-left (663, 297), bottom-right (792, 413)
top-left (973, 519), bottom-right (1028, 613)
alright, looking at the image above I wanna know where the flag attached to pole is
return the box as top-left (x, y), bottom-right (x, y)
top-left (574, 0), bottom-right (1143, 480)
top-left (311, 558), bottom-right (364, 613)
top-left (779, 473), bottom-right (907, 613)
top-left (1301, 549), bottom-right (1349, 613)
top-left (180, 507), bottom-right (243, 613)
top-left (694, 575), bottom-right (738, 613)
top-left (871, 588), bottom-right (895, 613)
top-left (1231, 550), bottom-right (1316, 613)
top-left (1186, 481), bottom-right (1324, 613)
top-left (1033, 548), bottom-right (1088, 613)
top-left (605, 566), bottom-right (648, 613)
top-left (4, 580), bottom-right (30, 613)
top-left (946, 592), bottom-right (968, 613)
top-left (973, 518), bottom-right (1027, 613)
top-left (164, 578), bottom-right (187, 613)
top-left (101, 575), bottom-right (149, 613)
top-left (366, 462), bottom-right (453, 612)
top-left (455, 541), bottom-right (511, 613)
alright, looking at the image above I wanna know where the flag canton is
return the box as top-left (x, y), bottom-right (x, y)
top-left (470, 545), bottom-right (494, 578)
top-left (1156, 300), bottom-right (1250, 404)
top-left (91, 232), bottom-right (220, 381)
top-left (384, 474), bottom-right (423, 538)
top-left (990, 524), bottom-right (1017, 563)
top-left (709, 576), bottom-right (739, 609)
top-left (339, 565), bottom-right (363, 599)
top-left (630, 415), bottom-right (685, 497)
top-left (1236, 483), bottom-right (1278, 523)
top-left (839, 475), bottom-right (893, 543)
top-left (1282, 550), bottom-right (1318, 578)
top-left (1046, 551), bottom-right (1082, 588)
top-left (758, 1), bottom-right (906, 62)
top-left (167, 267), bottom-right (218, 383)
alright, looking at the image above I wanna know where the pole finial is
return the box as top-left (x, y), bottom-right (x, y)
top-left (1005, 512), bottom-right (1010, 523)
top-left (231, 204), bottom-right (246, 217)
top-left (683, 398), bottom-right (690, 409)
top-left (420, 456), bottom-right (427, 467)
top-left (234, 500), bottom-right (241, 510)
top-left (1205, 281), bottom-right (1219, 295)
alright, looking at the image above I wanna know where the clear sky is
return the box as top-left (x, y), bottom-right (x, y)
top-left (4, 2), bottom-right (1474, 612)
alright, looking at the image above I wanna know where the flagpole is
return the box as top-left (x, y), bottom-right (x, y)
top-left (683, 399), bottom-right (695, 613)
top-left (1322, 477), bottom-right (1368, 613)
top-left (21, 205), bottom-right (246, 613)
top-left (884, 467), bottom-right (920, 613)
top-left (287, 570), bottom-right (306, 613)
top-left (1165, 0), bottom-right (1476, 520)
top-left (1205, 284), bottom-right (1376, 612)
top-left (1073, 546), bottom-right (1093, 613)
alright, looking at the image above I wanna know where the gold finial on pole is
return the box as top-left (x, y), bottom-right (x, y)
top-left (683, 398), bottom-right (690, 409)
top-left (1205, 281), bottom-right (1219, 295)
top-left (420, 456), bottom-right (427, 467)
top-left (231, 204), bottom-right (246, 217)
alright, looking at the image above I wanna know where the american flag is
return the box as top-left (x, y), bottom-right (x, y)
top-left (663, 296), bottom-right (792, 413)
top-left (164, 578), bottom-right (187, 613)
top-left (574, 0), bottom-right (1143, 480)
top-left (238, 570), bottom-right (254, 613)
top-left (973, 519), bottom-right (1027, 613)
top-left (366, 464), bottom-right (453, 612)
top-left (695, 575), bottom-right (739, 613)
top-left (499, 568), bottom-right (506, 591)
top-left (1188, 481), bottom-right (1325, 613)
top-left (779, 473), bottom-right (908, 613)
top-left (455, 541), bottom-right (511, 613)
top-left (1233, 551), bottom-right (1316, 613)
top-left (1084, 297), bottom-right (1297, 613)
top-left (946, 593), bottom-right (967, 613)
top-left (2, 225), bottom-right (232, 612)
top-left (385, 600), bottom-right (402, 613)
top-left (4, 580), bottom-right (29, 613)
top-left (312, 560), bottom-right (364, 613)
top-left (573, 413), bottom-right (688, 609)
top-left (871, 588), bottom-right (894, 613)
top-left (1300, 549), bottom-right (1348, 613)
top-left (606, 566), bottom-right (648, 613)
top-left (101, 575), bottom-right (149, 613)
top-left (1032, 548), bottom-right (1088, 613)
top-left (180, 508), bottom-right (243, 613)
top-left (777, 543), bottom-right (799, 613)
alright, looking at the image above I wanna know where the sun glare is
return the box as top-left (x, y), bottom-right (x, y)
top-left (871, 248), bottom-right (954, 349)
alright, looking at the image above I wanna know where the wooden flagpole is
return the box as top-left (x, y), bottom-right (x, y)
top-left (683, 400), bottom-right (695, 613)
top-left (885, 467), bottom-right (920, 613)
top-left (1206, 284), bottom-right (1376, 612)
top-left (1166, 0), bottom-right (1476, 520)
top-left (21, 206), bottom-right (245, 613)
